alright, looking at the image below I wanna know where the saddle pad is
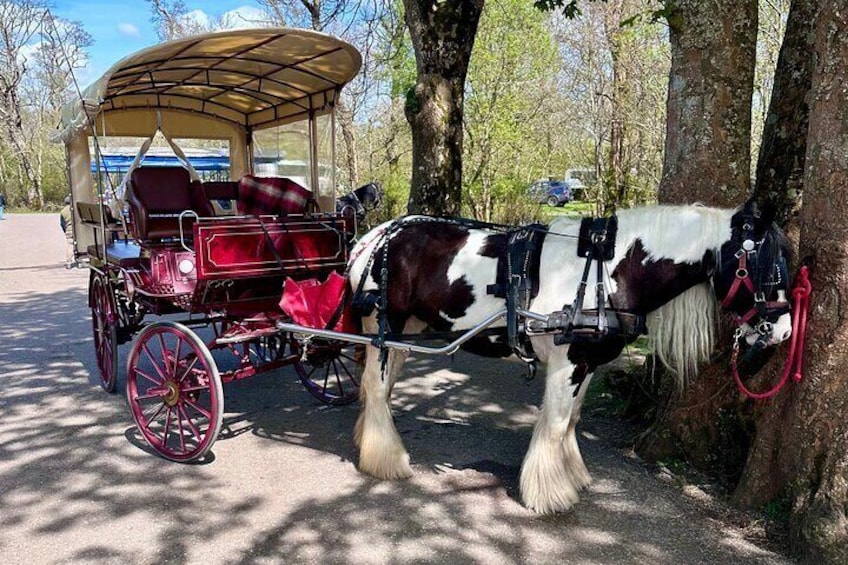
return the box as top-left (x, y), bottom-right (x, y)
top-left (577, 215), bottom-right (618, 260)
top-left (238, 175), bottom-right (312, 216)
top-left (487, 225), bottom-right (547, 299)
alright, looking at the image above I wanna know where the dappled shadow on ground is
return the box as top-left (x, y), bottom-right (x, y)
top-left (0, 284), bottom-right (789, 563)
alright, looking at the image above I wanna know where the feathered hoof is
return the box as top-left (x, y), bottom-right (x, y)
top-left (358, 444), bottom-right (413, 480)
top-left (519, 470), bottom-right (581, 514)
top-left (519, 451), bottom-right (592, 514)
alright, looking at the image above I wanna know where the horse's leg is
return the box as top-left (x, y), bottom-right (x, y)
top-left (354, 318), bottom-right (425, 480)
top-left (519, 348), bottom-right (588, 514)
top-left (563, 368), bottom-right (593, 491)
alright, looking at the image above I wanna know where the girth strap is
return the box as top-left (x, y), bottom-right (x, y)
top-left (486, 224), bottom-right (547, 351)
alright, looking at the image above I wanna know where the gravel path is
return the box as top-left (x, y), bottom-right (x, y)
top-left (0, 213), bottom-right (794, 564)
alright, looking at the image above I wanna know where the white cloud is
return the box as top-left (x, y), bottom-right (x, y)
top-left (117, 23), bottom-right (140, 37)
top-left (220, 6), bottom-right (269, 29)
top-left (183, 9), bottom-right (212, 30)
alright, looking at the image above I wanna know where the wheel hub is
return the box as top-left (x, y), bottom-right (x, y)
top-left (163, 380), bottom-right (180, 406)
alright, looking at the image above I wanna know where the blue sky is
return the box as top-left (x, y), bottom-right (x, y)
top-left (51, 1), bottom-right (267, 83)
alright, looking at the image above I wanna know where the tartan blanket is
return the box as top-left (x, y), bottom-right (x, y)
top-left (237, 175), bottom-right (312, 216)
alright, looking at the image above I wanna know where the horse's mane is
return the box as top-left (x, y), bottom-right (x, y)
top-left (646, 283), bottom-right (717, 387)
top-left (553, 204), bottom-right (737, 387)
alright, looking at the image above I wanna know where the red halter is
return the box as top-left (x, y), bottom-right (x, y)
top-left (721, 248), bottom-right (790, 325)
top-left (730, 266), bottom-right (811, 399)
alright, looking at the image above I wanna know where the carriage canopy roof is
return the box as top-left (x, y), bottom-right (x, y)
top-left (55, 27), bottom-right (362, 143)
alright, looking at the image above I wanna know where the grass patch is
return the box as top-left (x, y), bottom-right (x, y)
top-left (549, 200), bottom-right (596, 218)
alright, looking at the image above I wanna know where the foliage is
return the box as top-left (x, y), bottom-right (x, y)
top-left (0, 2), bottom-right (90, 209)
top-left (463, 0), bottom-right (559, 223)
top-left (534, 0), bottom-right (582, 18)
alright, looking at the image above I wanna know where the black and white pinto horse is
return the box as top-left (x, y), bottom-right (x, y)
top-left (336, 181), bottom-right (382, 222)
top-left (347, 200), bottom-right (792, 514)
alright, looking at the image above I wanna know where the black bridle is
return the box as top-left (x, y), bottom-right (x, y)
top-left (719, 213), bottom-right (791, 343)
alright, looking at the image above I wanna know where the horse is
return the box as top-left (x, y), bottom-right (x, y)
top-left (346, 199), bottom-right (793, 514)
top-left (336, 181), bottom-right (382, 223)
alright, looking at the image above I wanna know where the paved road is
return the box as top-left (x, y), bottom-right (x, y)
top-left (0, 214), bottom-right (793, 564)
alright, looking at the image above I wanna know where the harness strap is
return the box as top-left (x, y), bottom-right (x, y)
top-left (721, 251), bottom-right (755, 308)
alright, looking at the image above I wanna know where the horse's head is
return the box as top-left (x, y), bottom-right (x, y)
top-left (336, 182), bottom-right (383, 224)
top-left (356, 181), bottom-right (382, 211)
top-left (712, 199), bottom-right (793, 349)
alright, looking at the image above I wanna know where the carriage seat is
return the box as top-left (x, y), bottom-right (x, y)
top-left (203, 180), bottom-right (239, 215)
top-left (236, 174), bottom-right (313, 216)
top-left (125, 167), bottom-right (215, 242)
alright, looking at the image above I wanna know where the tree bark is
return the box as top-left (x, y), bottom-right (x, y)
top-left (403, 0), bottom-right (485, 216)
top-left (733, 0), bottom-right (820, 509)
top-left (658, 0), bottom-right (758, 205)
top-left (754, 0), bottom-right (820, 231)
top-left (336, 96), bottom-right (359, 189)
top-left (737, 2), bottom-right (848, 561)
top-left (635, 0), bottom-right (758, 475)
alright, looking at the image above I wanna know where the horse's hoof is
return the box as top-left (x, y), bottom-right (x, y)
top-left (358, 454), bottom-right (413, 481)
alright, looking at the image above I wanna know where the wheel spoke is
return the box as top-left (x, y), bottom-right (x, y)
top-left (162, 406), bottom-right (173, 446)
top-left (134, 367), bottom-right (164, 387)
top-left (157, 333), bottom-right (171, 375)
top-left (177, 403), bottom-right (203, 442)
top-left (173, 337), bottom-right (183, 372)
top-left (177, 355), bottom-right (199, 383)
top-left (176, 408), bottom-right (187, 453)
top-left (183, 397), bottom-right (212, 419)
top-left (338, 356), bottom-right (358, 384)
top-left (143, 400), bottom-right (167, 422)
top-left (142, 342), bottom-right (169, 383)
top-left (332, 358), bottom-right (345, 396)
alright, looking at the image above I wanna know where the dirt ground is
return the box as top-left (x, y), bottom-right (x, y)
top-left (0, 213), bottom-right (795, 564)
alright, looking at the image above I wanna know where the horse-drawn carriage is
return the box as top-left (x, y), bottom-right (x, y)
top-left (58, 26), bottom-right (807, 514)
top-left (57, 28), bottom-right (365, 462)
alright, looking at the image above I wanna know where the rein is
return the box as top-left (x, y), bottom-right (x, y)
top-left (730, 266), bottom-right (811, 399)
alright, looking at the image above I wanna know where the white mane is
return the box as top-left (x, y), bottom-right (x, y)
top-left (551, 204), bottom-right (736, 386)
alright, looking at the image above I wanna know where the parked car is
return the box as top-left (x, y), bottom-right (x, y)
top-left (529, 179), bottom-right (573, 207)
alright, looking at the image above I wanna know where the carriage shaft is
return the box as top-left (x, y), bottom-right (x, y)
top-left (277, 309), bottom-right (509, 355)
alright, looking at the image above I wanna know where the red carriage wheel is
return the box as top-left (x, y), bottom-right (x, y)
top-left (294, 340), bottom-right (361, 405)
top-left (90, 273), bottom-right (118, 392)
top-left (126, 321), bottom-right (223, 462)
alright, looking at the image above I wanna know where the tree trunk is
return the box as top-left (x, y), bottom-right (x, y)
top-left (403, 0), bottom-right (485, 216)
top-left (736, 2), bottom-right (848, 561)
top-left (733, 0), bottom-right (820, 509)
top-left (336, 97), bottom-right (359, 189)
top-left (635, 0), bottom-right (758, 474)
top-left (754, 0), bottom-right (820, 232)
top-left (658, 0), bottom-right (758, 205)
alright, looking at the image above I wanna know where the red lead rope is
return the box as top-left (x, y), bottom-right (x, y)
top-left (730, 266), bottom-right (812, 399)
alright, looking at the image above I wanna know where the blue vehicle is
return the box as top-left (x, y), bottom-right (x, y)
top-left (529, 179), bottom-right (573, 207)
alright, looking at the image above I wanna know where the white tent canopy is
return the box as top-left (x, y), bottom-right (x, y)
top-left (55, 27), bottom-right (362, 143)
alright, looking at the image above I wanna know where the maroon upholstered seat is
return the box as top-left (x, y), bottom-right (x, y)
top-left (125, 167), bottom-right (215, 242)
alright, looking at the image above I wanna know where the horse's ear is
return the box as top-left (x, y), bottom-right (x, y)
top-left (742, 197), bottom-right (758, 216)
top-left (759, 198), bottom-right (777, 228)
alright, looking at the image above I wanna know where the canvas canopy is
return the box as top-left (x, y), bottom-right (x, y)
top-left (54, 27), bottom-right (362, 143)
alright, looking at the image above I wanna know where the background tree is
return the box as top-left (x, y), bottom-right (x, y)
top-left (462, 0), bottom-right (558, 223)
top-left (0, 1), bottom-right (90, 209)
top-left (402, 0), bottom-right (485, 216)
top-left (658, 0), bottom-right (758, 205)
top-left (257, 0), bottom-right (380, 191)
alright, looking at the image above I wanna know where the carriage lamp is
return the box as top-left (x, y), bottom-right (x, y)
top-left (178, 258), bottom-right (195, 275)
